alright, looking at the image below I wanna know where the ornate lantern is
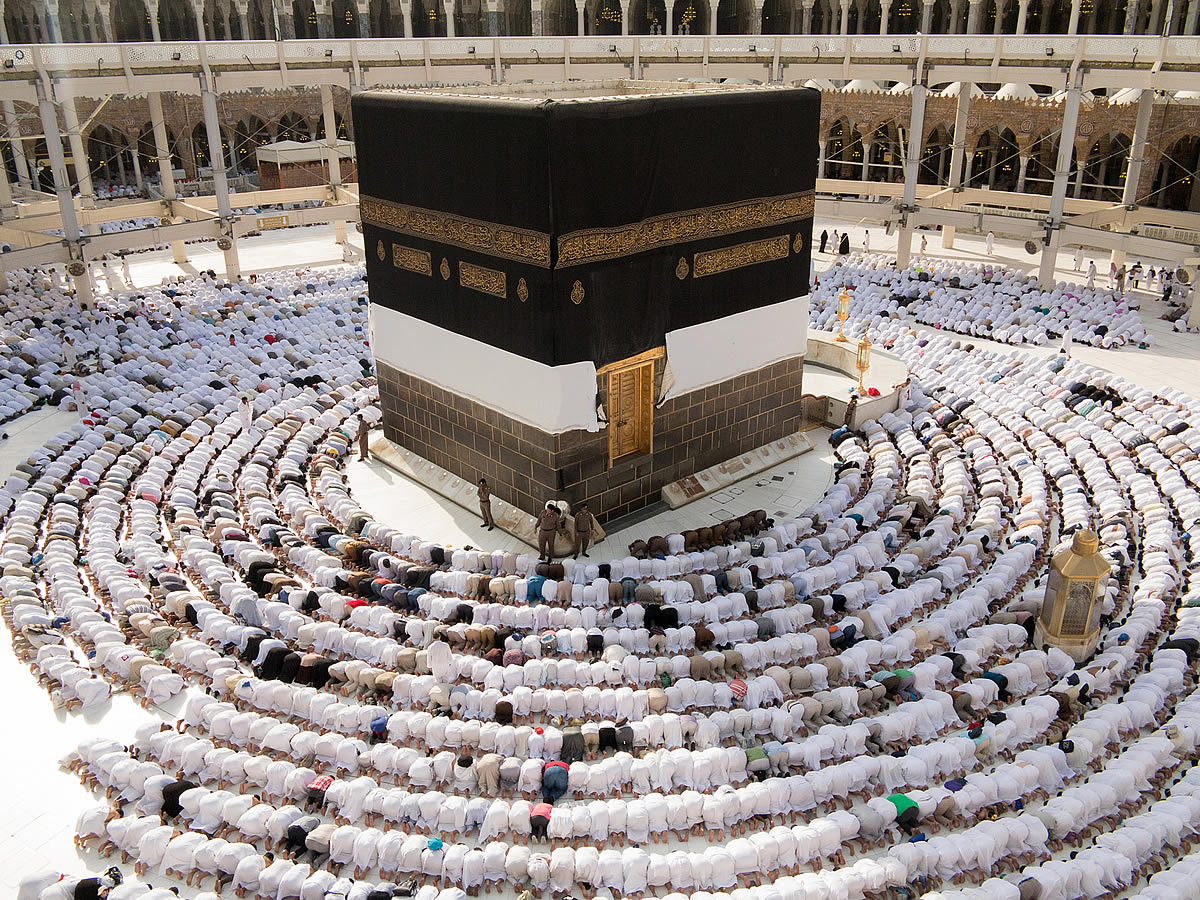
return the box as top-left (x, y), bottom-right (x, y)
top-left (855, 336), bottom-right (871, 395)
top-left (835, 286), bottom-right (850, 342)
top-left (1034, 529), bottom-right (1110, 663)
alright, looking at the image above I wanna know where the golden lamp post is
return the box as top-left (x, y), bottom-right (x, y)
top-left (835, 285), bottom-right (850, 342)
top-left (1033, 529), bottom-right (1111, 663)
top-left (855, 336), bottom-right (871, 395)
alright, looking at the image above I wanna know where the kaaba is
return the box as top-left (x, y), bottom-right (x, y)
top-left (356, 81), bottom-right (818, 521)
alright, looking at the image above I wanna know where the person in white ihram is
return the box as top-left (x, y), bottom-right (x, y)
top-left (985, 230), bottom-right (995, 255)
top-left (862, 231), bottom-right (870, 254)
top-left (1086, 260), bottom-right (1097, 289)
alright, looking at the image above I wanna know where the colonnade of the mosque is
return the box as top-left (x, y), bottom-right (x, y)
top-left (3, 0), bottom-right (1199, 41)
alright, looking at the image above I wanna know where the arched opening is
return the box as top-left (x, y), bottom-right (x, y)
top-left (331, 0), bottom-right (360, 34)
top-left (545, 0), bottom-right (580, 32)
top-left (246, 0), bottom-right (274, 37)
top-left (629, 0), bottom-right (668, 31)
top-left (112, 0), bottom-right (153, 39)
top-left (59, 0), bottom-right (94, 41)
top-left (826, 120), bottom-right (864, 179)
top-left (1082, 133), bottom-right (1130, 202)
top-left (1023, 131), bottom-right (1076, 195)
top-left (86, 126), bottom-right (133, 185)
top-left (716, 0), bottom-right (753, 31)
top-left (811, 0), bottom-right (836, 32)
top-left (277, 113), bottom-right (311, 142)
top-left (233, 117), bottom-right (272, 174)
top-left (136, 123), bottom-right (182, 178)
top-left (191, 123), bottom-right (231, 177)
top-left (672, 0), bottom-right (707, 33)
top-left (410, 0), bottom-right (448, 36)
top-left (292, 0), bottom-right (320, 37)
top-left (1150, 135), bottom-right (1200, 212)
top-left (968, 127), bottom-right (1020, 190)
top-left (159, 0), bottom-right (199, 39)
top-left (920, 125), bottom-right (953, 185)
top-left (889, 0), bottom-right (920, 31)
top-left (866, 122), bottom-right (904, 183)
top-left (859, 0), bottom-right (882, 32)
top-left (370, 0), bottom-right (404, 34)
top-left (590, 0), bottom-right (624, 33)
top-left (454, 0), bottom-right (487, 34)
top-left (761, 0), bottom-right (792, 32)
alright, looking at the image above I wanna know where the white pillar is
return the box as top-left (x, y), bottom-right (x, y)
top-left (58, 97), bottom-right (96, 215)
top-left (129, 139), bottom-right (144, 192)
top-left (967, 0), bottom-right (982, 30)
top-left (817, 140), bottom-right (826, 178)
top-left (1017, 153), bottom-right (1029, 192)
top-left (1067, 0), bottom-right (1081, 32)
top-left (149, 91), bottom-right (188, 264)
top-left (620, 0), bottom-right (630, 32)
top-left (896, 82), bottom-right (927, 268)
top-left (994, 0), bottom-right (1006, 32)
top-left (444, 0), bottom-right (456, 35)
top-left (751, 0), bottom-right (763, 31)
top-left (577, 0), bottom-right (586, 33)
top-left (1038, 84), bottom-right (1081, 286)
top-left (942, 84), bottom-right (971, 249)
top-left (194, 0), bottom-right (208, 37)
top-left (1016, 0), bottom-right (1029, 31)
top-left (920, 0), bottom-right (935, 29)
top-left (879, 0), bottom-right (890, 32)
top-left (665, 0), bottom-right (675, 32)
top-left (860, 141), bottom-right (871, 181)
top-left (37, 79), bottom-right (91, 306)
top-left (3, 102), bottom-right (32, 189)
top-left (839, 0), bottom-right (850, 32)
top-left (150, 1), bottom-right (163, 40)
top-left (1120, 90), bottom-right (1154, 208)
top-left (802, 1), bottom-right (814, 30)
top-left (1186, 0), bottom-right (1198, 33)
top-left (201, 82), bottom-right (240, 279)
top-left (401, 0), bottom-right (414, 35)
top-left (320, 84), bottom-right (348, 246)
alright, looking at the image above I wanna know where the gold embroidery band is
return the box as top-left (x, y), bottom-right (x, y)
top-left (391, 244), bottom-right (432, 276)
top-left (557, 191), bottom-right (815, 267)
top-left (693, 234), bottom-right (791, 279)
top-left (459, 261), bottom-right (507, 299)
top-left (361, 195), bottom-right (552, 268)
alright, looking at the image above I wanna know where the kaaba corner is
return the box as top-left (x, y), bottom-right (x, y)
top-left (356, 80), bottom-right (819, 521)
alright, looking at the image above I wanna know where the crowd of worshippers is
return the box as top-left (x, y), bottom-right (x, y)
top-left (6, 266), bottom-right (1200, 900)
top-left (811, 259), bottom-right (1151, 350)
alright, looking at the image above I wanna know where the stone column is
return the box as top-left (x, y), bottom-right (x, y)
top-left (577, 1), bottom-right (586, 33)
top-left (993, 0), bottom-right (1006, 32)
top-left (665, 0), bottom-right (675, 33)
top-left (817, 140), bottom-right (826, 178)
top-left (445, 0), bottom-right (456, 35)
top-left (58, 97), bottom-right (96, 229)
top-left (802, 0), bottom-right (814, 31)
top-left (921, 0), bottom-right (935, 30)
top-left (150, 1), bottom-right (163, 40)
top-left (401, 0), bottom-right (414, 35)
top-left (751, 0), bottom-right (764, 31)
top-left (1067, 0), bottom-right (1080, 32)
top-left (36, 79), bottom-right (91, 305)
top-left (128, 137), bottom-right (144, 192)
top-left (879, 0), bottom-right (890, 32)
top-left (1121, 89), bottom-right (1154, 208)
top-left (44, 4), bottom-right (63, 42)
top-left (895, 82), bottom-right (927, 268)
top-left (149, 92), bottom-right (188, 264)
top-left (320, 84), bottom-right (347, 246)
top-left (1015, 0), bottom-right (1029, 31)
top-left (1072, 153), bottom-right (1084, 198)
top-left (1017, 153), bottom-right (1029, 192)
top-left (4, 102), bottom-right (33, 189)
top-left (860, 140), bottom-right (871, 180)
top-left (358, 0), bottom-right (371, 35)
top-left (942, 84), bottom-right (971, 249)
top-left (116, 148), bottom-right (127, 185)
top-left (839, 0), bottom-right (850, 32)
top-left (194, 0), bottom-right (208, 38)
top-left (620, 0), bottom-right (630, 32)
top-left (967, 0), bottom-right (982, 30)
top-left (496, 0), bottom-right (510, 34)
top-left (236, 4), bottom-right (249, 36)
top-left (1038, 83), bottom-right (1080, 285)
top-left (201, 81), bottom-right (239, 279)
top-left (708, 5), bottom-right (717, 33)
top-left (96, 7), bottom-right (114, 40)
top-left (1186, 0), bottom-right (1198, 33)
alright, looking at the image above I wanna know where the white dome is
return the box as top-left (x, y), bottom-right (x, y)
top-left (889, 82), bottom-right (911, 94)
top-left (842, 79), bottom-right (881, 93)
top-left (803, 78), bottom-right (837, 91)
top-left (939, 82), bottom-right (985, 99)
top-left (994, 83), bottom-right (1039, 100)
top-left (1107, 87), bottom-right (1143, 105)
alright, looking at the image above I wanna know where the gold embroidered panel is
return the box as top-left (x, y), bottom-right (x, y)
top-left (459, 261), bottom-right (508, 299)
top-left (361, 195), bottom-right (552, 268)
top-left (692, 234), bottom-right (791, 279)
top-left (557, 191), bottom-right (814, 267)
top-left (391, 244), bottom-right (432, 276)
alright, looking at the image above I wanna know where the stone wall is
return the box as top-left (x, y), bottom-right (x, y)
top-left (378, 354), bottom-right (804, 521)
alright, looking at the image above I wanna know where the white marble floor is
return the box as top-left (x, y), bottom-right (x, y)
top-left (1, 216), bottom-right (1198, 897)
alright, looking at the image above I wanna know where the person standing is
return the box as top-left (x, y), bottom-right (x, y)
top-left (572, 503), bottom-right (594, 559)
top-left (819, 229), bottom-right (829, 253)
top-left (537, 502), bottom-right (561, 562)
top-left (831, 230), bottom-right (840, 253)
top-left (1116, 263), bottom-right (1126, 293)
top-left (1086, 260), bottom-right (1097, 289)
top-left (1073, 246), bottom-right (1085, 272)
top-left (838, 232), bottom-right (850, 255)
top-left (357, 420), bottom-right (369, 461)
top-left (985, 230), bottom-right (995, 256)
top-left (478, 479), bottom-right (495, 530)
top-left (862, 231), bottom-right (870, 255)
top-left (121, 253), bottom-right (133, 288)
top-left (920, 234), bottom-right (928, 256)
top-left (239, 396), bottom-right (253, 432)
